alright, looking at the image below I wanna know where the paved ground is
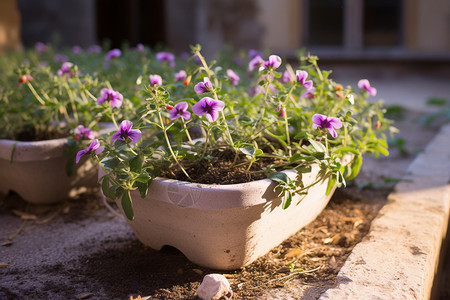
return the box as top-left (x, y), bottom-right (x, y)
top-left (1, 70), bottom-right (449, 299)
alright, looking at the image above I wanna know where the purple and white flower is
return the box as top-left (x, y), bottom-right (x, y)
top-left (301, 87), bottom-right (316, 99)
top-left (75, 139), bottom-right (104, 163)
top-left (97, 88), bottom-right (123, 108)
top-left (72, 45), bottom-right (82, 54)
top-left (149, 74), bottom-right (163, 86)
top-left (73, 125), bottom-right (95, 141)
top-left (54, 54), bottom-right (69, 63)
top-left (312, 114), bottom-right (343, 138)
top-left (280, 70), bottom-right (294, 83)
top-left (263, 55), bottom-right (282, 70)
top-left (192, 97), bottom-right (225, 122)
top-left (248, 55), bottom-right (264, 71)
top-left (227, 69), bottom-right (240, 86)
top-left (358, 79), bottom-right (377, 96)
top-left (174, 70), bottom-right (187, 81)
top-left (35, 42), bottom-right (47, 53)
top-left (156, 52), bottom-right (175, 68)
top-left (105, 48), bottom-right (122, 60)
top-left (111, 120), bottom-right (142, 143)
top-left (57, 62), bottom-right (74, 77)
top-left (87, 45), bottom-right (102, 53)
top-left (194, 77), bottom-right (212, 94)
top-left (170, 102), bottom-right (191, 120)
top-left (296, 70), bottom-right (313, 89)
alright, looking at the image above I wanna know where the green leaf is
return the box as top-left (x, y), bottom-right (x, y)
top-left (334, 147), bottom-right (361, 155)
top-left (10, 142), bottom-right (17, 163)
top-left (129, 155), bottom-right (142, 173)
top-left (282, 191), bottom-right (292, 209)
top-left (101, 157), bottom-right (120, 170)
top-left (268, 172), bottom-right (289, 184)
top-left (239, 146), bottom-right (255, 157)
top-left (101, 176), bottom-right (117, 199)
top-left (346, 154), bottom-right (362, 180)
top-left (121, 190), bottom-right (134, 220)
top-left (326, 176), bottom-right (336, 196)
top-left (135, 181), bottom-right (149, 199)
top-left (289, 153), bottom-right (303, 162)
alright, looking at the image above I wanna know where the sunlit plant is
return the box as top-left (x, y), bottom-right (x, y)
top-left (72, 44), bottom-right (393, 220)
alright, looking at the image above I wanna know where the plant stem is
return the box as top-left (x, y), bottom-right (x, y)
top-left (181, 117), bottom-right (194, 144)
top-left (26, 82), bottom-right (46, 105)
top-left (200, 127), bottom-right (210, 161)
top-left (156, 98), bottom-right (192, 181)
top-left (257, 72), bottom-right (272, 132)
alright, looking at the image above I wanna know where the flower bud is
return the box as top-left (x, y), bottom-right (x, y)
top-left (183, 75), bottom-right (192, 86)
top-left (166, 105), bottom-right (174, 110)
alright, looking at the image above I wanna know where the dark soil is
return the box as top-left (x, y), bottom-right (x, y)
top-left (0, 186), bottom-right (389, 299)
top-left (161, 148), bottom-right (283, 184)
top-left (9, 125), bottom-right (70, 141)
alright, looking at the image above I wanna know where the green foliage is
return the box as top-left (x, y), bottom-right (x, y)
top-left (0, 43), bottom-right (394, 220)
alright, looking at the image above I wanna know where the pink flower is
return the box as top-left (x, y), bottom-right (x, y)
top-left (263, 55), bottom-right (282, 70)
top-left (301, 87), bottom-right (316, 99)
top-left (57, 62), bottom-right (74, 77)
top-left (192, 97), bottom-right (225, 122)
top-left (194, 77), bottom-right (212, 94)
top-left (149, 74), bottom-right (163, 86)
top-left (296, 70), bottom-right (313, 89)
top-left (73, 125), bottom-right (94, 140)
top-left (226, 69), bottom-right (240, 86)
top-left (358, 79), bottom-right (377, 96)
top-left (111, 120), bottom-right (142, 143)
top-left (105, 49), bottom-right (122, 60)
top-left (312, 114), bottom-right (342, 138)
top-left (35, 42), bottom-right (47, 53)
top-left (248, 55), bottom-right (264, 71)
top-left (76, 139), bottom-right (104, 163)
top-left (156, 52), bottom-right (175, 68)
top-left (170, 102), bottom-right (191, 120)
top-left (175, 70), bottom-right (187, 81)
top-left (97, 88), bottom-right (123, 108)
top-left (280, 70), bottom-right (294, 83)
top-left (72, 45), bottom-right (82, 54)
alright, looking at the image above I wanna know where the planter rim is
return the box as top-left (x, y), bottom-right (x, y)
top-left (126, 169), bottom-right (304, 210)
top-left (0, 123), bottom-right (115, 162)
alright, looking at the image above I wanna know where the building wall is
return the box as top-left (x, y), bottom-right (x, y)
top-left (0, 0), bottom-right (22, 53)
top-left (405, 0), bottom-right (450, 53)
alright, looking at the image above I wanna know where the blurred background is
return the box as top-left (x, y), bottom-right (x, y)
top-left (1, 0), bottom-right (450, 99)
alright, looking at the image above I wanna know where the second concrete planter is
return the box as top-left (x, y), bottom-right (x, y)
top-left (0, 137), bottom-right (98, 204)
top-left (112, 164), bottom-right (337, 270)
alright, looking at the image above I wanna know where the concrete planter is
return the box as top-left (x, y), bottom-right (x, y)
top-left (112, 164), bottom-right (337, 270)
top-left (0, 137), bottom-right (99, 204)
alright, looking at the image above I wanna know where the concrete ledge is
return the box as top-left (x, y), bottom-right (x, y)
top-left (320, 124), bottom-right (450, 300)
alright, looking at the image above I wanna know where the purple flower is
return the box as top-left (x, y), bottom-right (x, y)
top-left (263, 55), bottom-right (282, 70)
top-left (301, 87), bottom-right (316, 99)
top-left (111, 120), bottom-right (142, 143)
top-left (312, 114), bottom-right (343, 138)
top-left (137, 43), bottom-right (145, 52)
top-left (35, 42), bottom-right (47, 53)
top-left (97, 88), bottom-right (123, 108)
top-left (156, 52), bottom-right (175, 67)
top-left (227, 69), bottom-right (240, 86)
top-left (296, 70), bottom-right (313, 89)
top-left (248, 49), bottom-right (263, 60)
top-left (57, 62), bottom-right (74, 77)
top-left (54, 54), bottom-right (69, 63)
top-left (74, 125), bottom-right (95, 141)
top-left (280, 70), bottom-right (294, 83)
top-left (105, 48), bottom-right (122, 60)
top-left (194, 77), bottom-right (212, 94)
top-left (76, 139), bottom-right (104, 163)
top-left (358, 79), bottom-right (377, 96)
top-left (175, 70), bottom-right (187, 81)
top-left (170, 102), bottom-right (191, 120)
top-left (87, 45), bottom-right (102, 53)
top-left (149, 74), bottom-right (162, 86)
top-left (248, 86), bottom-right (262, 97)
top-left (72, 45), bottom-right (82, 54)
top-left (192, 97), bottom-right (225, 122)
top-left (248, 55), bottom-right (264, 71)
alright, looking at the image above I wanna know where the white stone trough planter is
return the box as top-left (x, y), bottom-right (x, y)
top-left (0, 137), bottom-right (98, 204)
top-left (105, 163), bottom-right (339, 270)
top-left (0, 124), bottom-right (114, 204)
